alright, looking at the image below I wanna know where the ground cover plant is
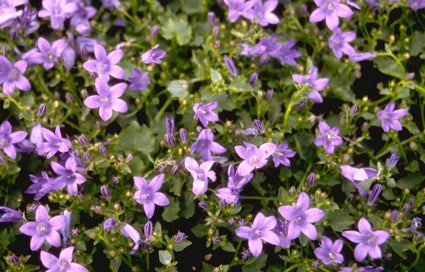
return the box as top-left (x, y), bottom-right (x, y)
top-left (0, 0), bottom-right (425, 271)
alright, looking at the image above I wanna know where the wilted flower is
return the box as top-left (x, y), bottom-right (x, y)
top-left (133, 174), bottom-right (169, 219)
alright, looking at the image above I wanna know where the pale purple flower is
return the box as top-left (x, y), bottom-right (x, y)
top-left (141, 44), bottom-right (166, 64)
top-left (103, 218), bottom-right (116, 231)
top-left (224, 56), bottom-right (238, 77)
top-left (377, 102), bottom-right (408, 132)
top-left (38, 0), bottom-right (78, 30)
top-left (328, 28), bottom-right (356, 59)
top-left (121, 224), bottom-right (141, 254)
top-left (278, 192), bottom-right (324, 240)
top-left (101, 0), bottom-right (121, 9)
top-left (309, 0), bottom-right (353, 30)
top-left (30, 37), bottom-right (66, 70)
top-left (26, 172), bottom-right (58, 201)
top-left (83, 43), bottom-right (124, 80)
top-left (19, 205), bottom-right (65, 251)
top-left (216, 165), bottom-right (253, 204)
top-left (386, 153), bottom-right (400, 168)
top-left (272, 142), bottom-right (296, 167)
top-left (340, 165), bottom-right (377, 197)
top-left (314, 121), bottom-right (343, 154)
top-left (0, 120), bottom-right (27, 159)
top-left (61, 210), bottom-right (71, 245)
top-left (223, 0), bottom-right (257, 22)
top-left (193, 102), bottom-right (219, 127)
top-left (51, 156), bottom-right (86, 196)
top-left (235, 212), bottom-right (280, 257)
top-left (340, 266), bottom-right (384, 272)
top-left (0, 206), bottom-right (22, 223)
top-left (0, 56), bottom-right (30, 95)
top-left (84, 78), bottom-right (128, 121)
top-left (409, 0), bottom-right (425, 11)
top-left (39, 126), bottom-right (72, 159)
top-left (184, 157), bottom-right (216, 196)
top-left (252, 0), bottom-right (279, 27)
top-left (292, 66), bottom-right (329, 103)
top-left (235, 141), bottom-right (276, 176)
top-left (133, 174), bottom-right (169, 219)
top-left (41, 246), bottom-right (88, 272)
top-left (0, 0), bottom-right (26, 29)
top-left (69, 2), bottom-right (96, 35)
top-left (342, 217), bottom-right (389, 262)
top-left (314, 236), bottom-right (344, 265)
top-left (349, 52), bottom-right (375, 62)
top-left (275, 39), bottom-right (301, 66)
top-left (190, 129), bottom-right (227, 161)
top-left (128, 67), bottom-right (150, 91)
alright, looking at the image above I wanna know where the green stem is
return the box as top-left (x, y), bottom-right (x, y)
top-left (282, 103), bottom-right (293, 129)
top-left (153, 96), bottom-right (174, 123)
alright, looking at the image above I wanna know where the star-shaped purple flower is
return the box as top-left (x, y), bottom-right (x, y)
top-left (83, 43), bottom-right (124, 80)
top-left (216, 165), bottom-right (253, 204)
top-left (26, 172), bottom-right (59, 201)
top-left (252, 0), bottom-right (279, 27)
top-left (278, 192), bottom-right (324, 240)
top-left (128, 67), bottom-right (150, 91)
top-left (309, 0), bottom-right (353, 30)
top-left (41, 246), bottom-right (88, 272)
top-left (314, 121), bottom-right (343, 154)
top-left (0, 55), bottom-right (31, 95)
top-left (342, 217), bottom-right (389, 262)
top-left (51, 156), bottom-right (86, 196)
top-left (190, 129), bottom-right (227, 161)
top-left (193, 102), bottom-right (219, 127)
top-left (272, 141), bottom-right (296, 167)
top-left (38, 0), bottom-right (78, 30)
top-left (235, 212), bottom-right (280, 257)
top-left (235, 141), bottom-right (276, 176)
top-left (19, 205), bottom-right (65, 251)
top-left (328, 28), bottom-right (356, 59)
top-left (39, 126), bottom-right (72, 159)
top-left (340, 165), bottom-right (378, 197)
top-left (292, 66), bottom-right (329, 104)
top-left (184, 156), bottom-right (216, 196)
top-left (314, 236), bottom-right (344, 265)
top-left (133, 174), bottom-right (169, 219)
top-left (377, 102), bottom-right (408, 132)
top-left (84, 78), bottom-right (128, 121)
top-left (223, 0), bottom-right (257, 22)
top-left (141, 44), bottom-right (167, 64)
top-left (0, 120), bottom-right (27, 159)
top-left (30, 37), bottom-right (66, 70)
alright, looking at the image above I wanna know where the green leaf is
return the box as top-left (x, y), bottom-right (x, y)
top-left (397, 173), bottom-right (425, 190)
top-left (191, 224), bottom-right (208, 238)
top-left (388, 239), bottom-right (413, 259)
top-left (110, 256), bottom-right (122, 272)
top-left (162, 197), bottom-right (180, 222)
top-left (158, 250), bottom-right (172, 265)
top-left (410, 31), bottom-right (425, 56)
top-left (117, 121), bottom-right (156, 155)
top-left (358, 177), bottom-right (375, 190)
top-left (180, 191), bottom-right (195, 219)
top-left (242, 253), bottom-right (267, 272)
top-left (374, 56), bottom-right (403, 79)
top-left (328, 210), bottom-right (355, 232)
top-left (162, 17), bottom-right (192, 45)
top-left (210, 68), bottom-right (223, 83)
top-left (180, 0), bottom-right (203, 14)
top-left (221, 242), bottom-right (236, 252)
top-left (167, 80), bottom-right (189, 99)
top-left (174, 239), bottom-right (192, 252)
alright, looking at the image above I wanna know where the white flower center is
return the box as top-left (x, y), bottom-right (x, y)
top-left (37, 222), bottom-right (49, 235)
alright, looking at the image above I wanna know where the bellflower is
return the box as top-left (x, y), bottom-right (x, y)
top-left (0, 120), bottom-right (27, 159)
top-left (216, 165), bottom-right (253, 204)
top-left (0, 55), bottom-right (31, 95)
top-left (26, 172), bottom-right (58, 201)
top-left (69, 2), bottom-right (96, 35)
top-left (83, 43), bottom-right (124, 80)
top-left (235, 212), bottom-right (280, 257)
top-left (328, 28), bottom-right (356, 59)
top-left (133, 174), bottom-right (169, 219)
top-left (19, 205), bottom-right (65, 251)
top-left (272, 142), bottom-right (297, 167)
top-left (30, 37), bottom-right (66, 70)
top-left (184, 157), bottom-right (216, 196)
top-left (235, 141), bottom-right (276, 176)
top-left (223, 0), bottom-right (257, 22)
top-left (193, 102), bottom-right (219, 127)
top-left (141, 44), bottom-right (166, 64)
top-left (121, 224), bottom-right (142, 254)
top-left (190, 129), bottom-right (227, 161)
top-left (309, 0), bottom-right (353, 30)
top-left (340, 165), bottom-right (378, 197)
top-left (38, 0), bottom-right (78, 30)
top-left (278, 192), bottom-right (324, 240)
top-left (409, 0), bottom-right (425, 10)
top-left (51, 156), bottom-right (86, 196)
top-left (84, 78), bottom-right (128, 121)
top-left (41, 246), bottom-right (88, 272)
top-left (276, 39), bottom-right (302, 66)
top-left (39, 126), bottom-right (72, 159)
top-left (377, 102), bottom-right (408, 132)
top-left (101, 0), bottom-right (121, 9)
top-left (252, 0), bottom-right (279, 27)
top-left (292, 66), bottom-right (329, 103)
top-left (0, 1), bottom-right (25, 29)
top-left (128, 67), bottom-right (150, 91)
top-left (314, 121), bottom-right (343, 154)
top-left (314, 236), bottom-right (344, 265)
top-left (342, 218), bottom-right (389, 262)
top-left (273, 219), bottom-right (291, 249)
top-left (0, 206), bottom-right (22, 223)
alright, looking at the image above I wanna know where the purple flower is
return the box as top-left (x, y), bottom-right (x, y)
top-left (133, 174), bottom-right (169, 219)
top-left (0, 120), bottom-right (27, 159)
top-left (342, 218), bottom-right (389, 262)
top-left (120, 224), bottom-right (141, 254)
top-left (367, 183), bottom-right (382, 205)
top-left (340, 266), bottom-right (384, 272)
top-left (235, 141), bottom-right (276, 176)
top-left (30, 37), bottom-right (66, 70)
top-left (409, 217), bottom-right (423, 236)
top-left (83, 43), bottom-right (124, 80)
top-left (38, 0), bottom-right (78, 30)
top-left (349, 52), bottom-right (375, 62)
top-left (39, 126), bottom-right (72, 159)
top-left (314, 236), bottom-right (344, 265)
top-left (223, 0), bottom-right (257, 22)
top-left (0, 206), bottom-right (22, 223)
top-left (278, 192), bottom-right (324, 240)
top-left (309, 0), bottom-right (353, 30)
top-left (292, 66), bottom-right (329, 103)
top-left (272, 142), bottom-right (296, 167)
top-left (101, 0), bottom-right (121, 9)
top-left (216, 165), bottom-right (253, 204)
top-left (103, 218), bottom-right (116, 231)
top-left (386, 153), bottom-right (400, 168)
top-left (224, 56), bottom-right (238, 77)
top-left (235, 212), bottom-right (280, 257)
top-left (193, 102), bottom-right (219, 127)
top-left (128, 67), bottom-right (150, 91)
top-left (340, 165), bottom-right (378, 197)
top-left (328, 28), bottom-right (356, 59)
top-left (184, 157), bottom-right (216, 196)
top-left (41, 246), bottom-right (88, 272)
top-left (377, 102), bottom-right (408, 132)
top-left (275, 39), bottom-right (301, 66)
top-left (314, 121), bottom-right (343, 154)
top-left (69, 2), bottom-right (96, 35)
top-left (141, 44), bottom-right (166, 64)
top-left (252, 0), bottom-right (279, 27)
top-left (25, 172), bottom-right (58, 201)
top-left (409, 0), bottom-right (425, 11)
top-left (84, 78), bottom-right (128, 121)
top-left (190, 129), bottom-right (227, 161)
top-left (51, 156), bottom-right (86, 196)
top-left (19, 205), bottom-right (65, 251)
top-left (0, 56), bottom-right (30, 95)
top-left (273, 219), bottom-right (291, 248)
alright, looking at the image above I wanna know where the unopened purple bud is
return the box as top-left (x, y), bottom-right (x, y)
top-left (391, 210), bottom-right (399, 222)
top-left (65, 93), bottom-right (74, 103)
top-left (79, 135), bottom-right (88, 146)
top-left (224, 56), bottom-right (238, 77)
top-left (144, 221), bottom-right (153, 238)
top-left (212, 236), bottom-right (220, 244)
top-left (99, 144), bottom-right (107, 156)
top-left (258, 54), bottom-right (270, 66)
top-left (402, 203), bottom-right (411, 213)
top-left (175, 231), bottom-right (186, 243)
top-left (387, 153), bottom-right (400, 168)
top-left (104, 218), bottom-right (116, 231)
top-left (300, 4), bottom-right (308, 16)
top-left (61, 210), bottom-right (71, 245)
top-left (266, 89), bottom-right (274, 99)
top-left (101, 185), bottom-right (111, 199)
top-left (408, 198), bottom-right (416, 208)
top-left (0, 154), bottom-right (6, 165)
top-left (165, 116), bottom-right (175, 135)
top-left (253, 119), bottom-right (265, 133)
top-left (406, 72), bottom-right (415, 80)
top-left (249, 72), bottom-right (259, 86)
top-left (126, 153), bottom-right (133, 162)
top-left (198, 201), bottom-right (209, 210)
top-left (164, 134), bottom-right (175, 147)
top-left (38, 103), bottom-right (46, 117)
top-left (367, 184), bottom-right (382, 205)
top-left (214, 39), bottom-right (221, 47)
top-left (362, 122), bottom-right (369, 131)
top-left (289, 186), bottom-right (296, 195)
top-left (241, 249), bottom-right (250, 260)
top-left (83, 152), bottom-right (92, 162)
top-left (409, 217), bottom-right (422, 232)
top-left (0, 206), bottom-right (23, 223)
top-left (296, 100), bottom-right (306, 110)
top-left (170, 164), bottom-right (179, 175)
top-left (9, 254), bottom-right (19, 265)
top-left (179, 128), bottom-right (188, 144)
top-left (312, 261), bottom-right (320, 270)
top-left (307, 173), bottom-right (316, 187)
top-left (151, 25), bottom-right (159, 37)
top-left (350, 105), bottom-right (358, 115)
top-left (208, 12), bottom-right (216, 27)
top-left (112, 176), bottom-right (119, 185)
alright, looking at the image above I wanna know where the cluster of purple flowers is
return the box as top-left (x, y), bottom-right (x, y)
top-left (223, 0), bottom-right (279, 27)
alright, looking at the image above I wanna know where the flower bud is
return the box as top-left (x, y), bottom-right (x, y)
top-left (391, 210), bottom-right (399, 222)
top-left (249, 72), bottom-right (259, 86)
top-left (83, 152), bottom-right (92, 162)
top-left (386, 153), bottom-right (400, 168)
top-left (208, 12), bottom-right (216, 27)
top-left (164, 134), bottom-right (175, 147)
top-left (144, 221), bottom-right (153, 238)
top-left (104, 218), bottom-right (116, 231)
top-left (174, 231), bottom-right (186, 243)
top-left (112, 176), bottom-right (119, 185)
top-left (99, 144), bottom-right (107, 156)
top-left (266, 89), bottom-right (274, 99)
top-left (151, 25), bottom-right (159, 37)
top-left (198, 201), bottom-right (209, 210)
top-left (367, 184), bottom-right (382, 205)
top-left (79, 135), bottom-right (88, 146)
top-left (101, 185), bottom-right (111, 200)
top-left (253, 119), bottom-right (265, 133)
top-left (224, 56), bottom-right (238, 77)
top-left (307, 173), bottom-right (316, 187)
top-left (179, 128), bottom-right (188, 144)
top-left (38, 103), bottom-right (46, 117)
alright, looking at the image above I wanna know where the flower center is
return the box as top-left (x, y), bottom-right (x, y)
top-left (0, 136), bottom-right (9, 148)
top-left (47, 52), bottom-right (56, 62)
top-left (59, 259), bottom-right (70, 272)
top-left (250, 155), bottom-right (259, 165)
top-left (100, 96), bottom-right (109, 105)
top-left (368, 234), bottom-right (377, 244)
top-left (9, 68), bottom-right (20, 80)
top-left (37, 222), bottom-right (50, 235)
top-left (253, 228), bottom-right (261, 237)
top-left (140, 193), bottom-right (150, 200)
top-left (326, 1), bottom-right (335, 12)
top-left (325, 132), bottom-right (334, 141)
top-left (96, 62), bottom-right (109, 72)
top-left (328, 252), bottom-right (336, 260)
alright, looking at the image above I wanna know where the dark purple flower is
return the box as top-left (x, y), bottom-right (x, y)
top-left (216, 165), bottom-right (253, 204)
top-left (0, 206), bottom-right (22, 223)
top-left (235, 212), bottom-right (280, 257)
top-left (292, 66), bottom-right (329, 103)
top-left (83, 43), bottom-right (124, 80)
top-left (377, 102), bottom-right (408, 132)
top-left (328, 28), bottom-right (356, 59)
top-left (30, 37), bottom-right (66, 70)
top-left (193, 102), bottom-right (219, 127)
top-left (342, 217), bottom-right (389, 262)
top-left (190, 129), bottom-right (227, 161)
top-left (235, 141), bottom-right (276, 176)
top-left (51, 156), bottom-right (86, 196)
top-left (39, 126), bottom-right (72, 159)
top-left (60, 209), bottom-right (71, 245)
top-left (141, 44), bottom-right (166, 64)
top-left (0, 55), bottom-right (30, 95)
top-left (100, 185), bottom-right (111, 199)
top-left (223, 0), bottom-right (257, 22)
top-left (84, 78), bottom-right (128, 121)
top-left (38, 0), bottom-right (78, 30)
top-left (272, 142), bottom-right (296, 167)
top-left (278, 192), bottom-right (324, 240)
top-left (224, 56), bottom-right (238, 77)
top-left (19, 205), bottom-right (65, 251)
top-left (179, 128), bottom-right (188, 144)
top-left (252, 0), bottom-right (279, 27)
top-left (133, 174), bottom-right (169, 219)
top-left (314, 121), bottom-right (343, 154)
top-left (41, 246), bottom-right (88, 272)
top-left (0, 120), bottom-right (27, 159)
top-left (309, 0), bottom-right (353, 29)
top-left (340, 165), bottom-right (377, 197)
top-left (185, 156), bottom-right (216, 196)
top-left (128, 67), bottom-right (150, 91)
top-left (314, 236), bottom-right (344, 265)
